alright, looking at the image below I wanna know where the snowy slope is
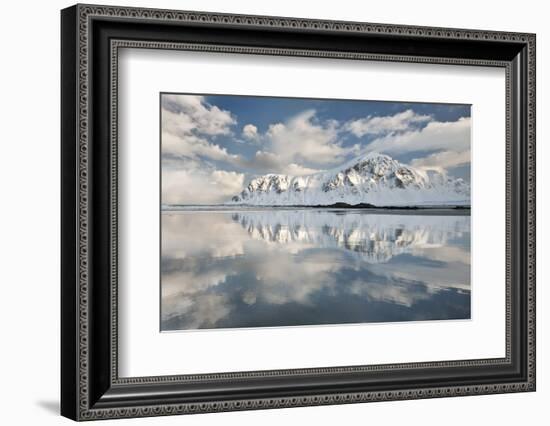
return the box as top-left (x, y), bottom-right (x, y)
top-left (229, 153), bottom-right (470, 206)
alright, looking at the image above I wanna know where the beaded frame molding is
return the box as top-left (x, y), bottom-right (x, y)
top-left (61, 4), bottom-right (536, 421)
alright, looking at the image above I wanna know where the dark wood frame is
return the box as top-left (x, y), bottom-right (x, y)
top-left (61, 3), bottom-right (536, 421)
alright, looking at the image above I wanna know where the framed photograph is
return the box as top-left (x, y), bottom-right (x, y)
top-left (61, 4), bottom-right (536, 421)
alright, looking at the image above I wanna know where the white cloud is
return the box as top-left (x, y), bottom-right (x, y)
top-left (410, 150), bottom-right (471, 172)
top-left (161, 95), bottom-right (244, 167)
top-left (162, 127), bottom-right (241, 164)
top-left (162, 159), bottom-right (244, 205)
top-left (211, 170), bottom-right (246, 194)
top-left (267, 110), bottom-right (343, 164)
top-left (251, 151), bottom-right (320, 176)
top-left (263, 109), bottom-right (356, 169)
top-left (366, 117), bottom-right (471, 155)
top-left (226, 110), bottom-right (355, 176)
top-left (242, 124), bottom-right (259, 141)
top-left (345, 109), bottom-right (431, 137)
top-left (162, 94), bottom-right (236, 137)
top-left (285, 163), bottom-right (321, 176)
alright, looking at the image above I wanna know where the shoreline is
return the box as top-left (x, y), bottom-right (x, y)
top-left (161, 204), bottom-right (471, 216)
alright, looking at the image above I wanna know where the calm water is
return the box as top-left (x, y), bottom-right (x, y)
top-left (161, 209), bottom-right (471, 331)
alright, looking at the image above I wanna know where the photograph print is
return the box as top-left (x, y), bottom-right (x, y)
top-left (160, 93), bottom-right (471, 332)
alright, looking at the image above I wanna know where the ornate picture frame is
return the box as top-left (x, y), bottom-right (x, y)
top-left (61, 4), bottom-right (535, 421)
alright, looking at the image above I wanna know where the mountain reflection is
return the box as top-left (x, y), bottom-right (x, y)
top-left (161, 209), bottom-right (471, 331)
top-left (231, 210), bottom-right (470, 263)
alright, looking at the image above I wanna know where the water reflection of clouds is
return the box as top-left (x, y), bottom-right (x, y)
top-left (161, 211), bottom-right (471, 330)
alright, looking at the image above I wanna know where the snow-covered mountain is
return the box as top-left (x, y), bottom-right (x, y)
top-left (229, 153), bottom-right (470, 207)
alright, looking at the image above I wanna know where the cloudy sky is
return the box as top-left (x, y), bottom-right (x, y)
top-left (161, 93), bottom-right (471, 205)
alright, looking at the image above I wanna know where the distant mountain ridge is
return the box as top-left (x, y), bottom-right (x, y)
top-left (229, 153), bottom-right (470, 207)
